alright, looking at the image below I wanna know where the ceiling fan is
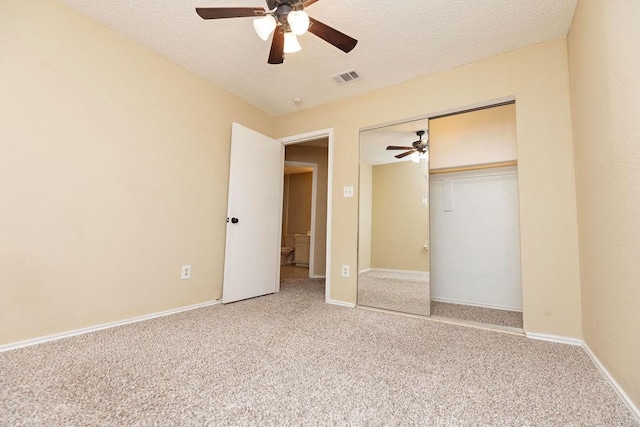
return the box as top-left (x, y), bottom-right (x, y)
top-left (386, 130), bottom-right (429, 161)
top-left (196, 0), bottom-right (358, 65)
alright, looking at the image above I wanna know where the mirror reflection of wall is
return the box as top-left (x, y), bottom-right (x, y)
top-left (358, 118), bottom-right (431, 316)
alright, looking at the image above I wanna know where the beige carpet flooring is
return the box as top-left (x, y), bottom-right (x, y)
top-left (431, 301), bottom-right (524, 329)
top-left (0, 278), bottom-right (637, 426)
top-left (358, 270), bottom-right (431, 316)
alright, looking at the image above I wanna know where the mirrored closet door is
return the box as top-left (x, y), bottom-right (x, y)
top-left (357, 118), bottom-right (431, 316)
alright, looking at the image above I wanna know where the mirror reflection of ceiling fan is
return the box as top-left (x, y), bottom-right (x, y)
top-left (386, 130), bottom-right (429, 162)
top-left (196, 0), bottom-right (358, 65)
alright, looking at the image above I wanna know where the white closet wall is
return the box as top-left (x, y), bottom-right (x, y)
top-left (430, 167), bottom-right (522, 311)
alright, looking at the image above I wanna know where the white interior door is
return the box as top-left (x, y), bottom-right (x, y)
top-left (223, 123), bottom-right (283, 303)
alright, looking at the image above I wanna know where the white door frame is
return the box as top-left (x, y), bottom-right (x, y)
top-left (283, 160), bottom-right (318, 278)
top-left (279, 129), bottom-right (334, 304)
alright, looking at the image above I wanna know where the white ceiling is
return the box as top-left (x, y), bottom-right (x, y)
top-left (61, 0), bottom-right (577, 117)
top-left (361, 118), bottom-right (430, 166)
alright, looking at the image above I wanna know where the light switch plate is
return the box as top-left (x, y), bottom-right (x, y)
top-left (343, 186), bottom-right (354, 198)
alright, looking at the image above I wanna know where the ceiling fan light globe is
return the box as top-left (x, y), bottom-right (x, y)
top-left (411, 152), bottom-right (420, 163)
top-left (287, 11), bottom-right (310, 35)
top-left (253, 15), bottom-right (277, 41)
top-left (284, 32), bottom-right (302, 53)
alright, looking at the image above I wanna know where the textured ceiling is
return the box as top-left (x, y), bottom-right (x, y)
top-left (61, 0), bottom-right (577, 117)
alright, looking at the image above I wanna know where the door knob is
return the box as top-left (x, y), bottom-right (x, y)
top-left (231, 217), bottom-right (239, 224)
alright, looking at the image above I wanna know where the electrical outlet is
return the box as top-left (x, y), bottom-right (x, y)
top-left (343, 186), bottom-right (354, 198)
top-left (181, 265), bottom-right (191, 280)
top-left (341, 265), bottom-right (350, 278)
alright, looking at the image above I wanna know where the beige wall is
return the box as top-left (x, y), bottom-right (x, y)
top-left (430, 103), bottom-right (517, 169)
top-left (371, 162), bottom-right (429, 272)
top-left (0, 0), bottom-right (273, 345)
top-left (357, 162), bottom-right (372, 271)
top-left (283, 172), bottom-right (312, 235)
top-left (568, 0), bottom-right (640, 407)
top-left (285, 144), bottom-right (328, 277)
top-left (0, 0), bottom-right (589, 349)
top-left (275, 38), bottom-right (583, 338)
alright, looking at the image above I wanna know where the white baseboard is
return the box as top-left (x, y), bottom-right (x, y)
top-left (326, 299), bottom-right (356, 308)
top-left (311, 275), bottom-right (326, 279)
top-left (525, 332), bottom-right (583, 346)
top-left (0, 300), bottom-right (221, 353)
top-left (432, 296), bottom-right (522, 312)
top-left (358, 268), bottom-right (372, 274)
top-left (582, 343), bottom-right (640, 422)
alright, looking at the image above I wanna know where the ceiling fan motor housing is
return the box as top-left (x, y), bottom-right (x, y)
top-left (272, 1), bottom-right (306, 28)
top-left (413, 130), bottom-right (427, 152)
top-left (275, 4), bottom-right (293, 25)
top-left (271, 0), bottom-right (304, 13)
top-left (272, 0), bottom-right (305, 9)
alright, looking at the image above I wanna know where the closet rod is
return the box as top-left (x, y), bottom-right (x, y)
top-left (430, 160), bottom-right (517, 175)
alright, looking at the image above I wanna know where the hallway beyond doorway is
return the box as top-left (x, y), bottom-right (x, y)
top-left (280, 264), bottom-right (310, 279)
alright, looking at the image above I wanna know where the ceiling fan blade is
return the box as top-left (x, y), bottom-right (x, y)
top-left (268, 29), bottom-right (285, 65)
top-left (395, 150), bottom-right (416, 159)
top-left (308, 17), bottom-right (358, 53)
top-left (387, 146), bottom-right (415, 150)
top-left (196, 7), bottom-right (265, 20)
top-left (303, 0), bottom-right (321, 7)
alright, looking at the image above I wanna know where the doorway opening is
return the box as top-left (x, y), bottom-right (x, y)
top-left (222, 124), bottom-right (334, 305)
top-left (281, 161), bottom-right (316, 279)
top-left (278, 131), bottom-right (333, 302)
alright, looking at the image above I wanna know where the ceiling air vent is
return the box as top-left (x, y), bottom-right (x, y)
top-left (332, 70), bottom-right (362, 84)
